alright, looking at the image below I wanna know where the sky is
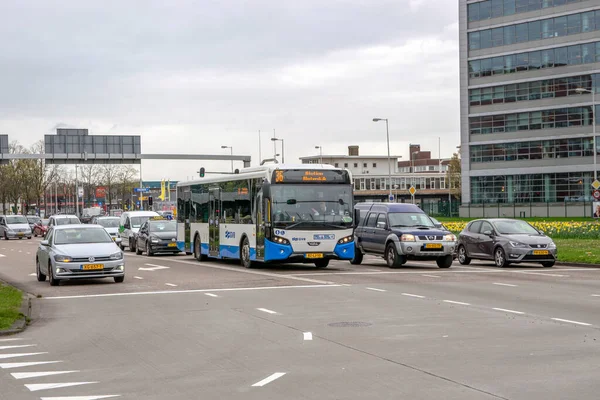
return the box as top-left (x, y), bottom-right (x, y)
top-left (0, 0), bottom-right (459, 181)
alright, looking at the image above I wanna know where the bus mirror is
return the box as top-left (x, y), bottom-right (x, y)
top-left (286, 199), bottom-right (297, 205)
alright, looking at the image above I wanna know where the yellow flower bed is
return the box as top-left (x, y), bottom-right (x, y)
top-left (444, 220), bottom-right (600, 239)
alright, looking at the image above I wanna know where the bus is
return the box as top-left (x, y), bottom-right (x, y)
top-left (176, 164), bottom-right (355, 268)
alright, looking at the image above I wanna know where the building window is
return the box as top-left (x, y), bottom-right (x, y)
top-left (373, 163), bottom-right (377, 168)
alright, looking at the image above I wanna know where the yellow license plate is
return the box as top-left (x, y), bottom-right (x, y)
top-left (82, 264), bottom-right (104, 270)
top-left (533, 250), bottom-right (549, 255)
top-left (168, 243), bottom-right (177, 247)
top-left (305, 253), bottom-right (324, 259)
top-left (425, 243), bottom-right (443, 249)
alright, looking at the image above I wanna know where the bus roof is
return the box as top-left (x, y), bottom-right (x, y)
top-left (177, 164), bottom-right (350, 187)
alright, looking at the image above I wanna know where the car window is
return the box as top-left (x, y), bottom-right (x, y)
top-left (469, 221), bottom-right (482, 233)
top-left (376, 213), bottom-right (387, 227)
top-left (479, 221), bottom-right (493, 234)
top-left (365, 213), bottom-right (378, 228)
top-left (493, 220), bottom-right (540, 235)
top-left (54, 228), bottom-right (113, 245)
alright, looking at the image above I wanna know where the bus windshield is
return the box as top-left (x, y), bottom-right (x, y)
top-left (270, 184), bottom-right (353, 230)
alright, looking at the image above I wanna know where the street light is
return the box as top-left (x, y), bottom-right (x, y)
top-left (373, 118), bottom-right (393, 200)
top-left (271, 138), bottom-right (284, 164)
top-left (315, 146), bottom-right (323, 164)
top-left (221, 145), bottom-right (233, 172)
top-left (575, 87), bottom-right (597, 182)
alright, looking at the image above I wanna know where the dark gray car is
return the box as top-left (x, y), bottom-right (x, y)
top-left (457, 218), bottom-right (557, 268)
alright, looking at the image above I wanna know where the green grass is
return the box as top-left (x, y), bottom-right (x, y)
top-left (554, 239), bottom-right (600, 264)
top-left (0, 283), bottom-right (23, 330)
top-left (437, 216), bottom-right (593, 222)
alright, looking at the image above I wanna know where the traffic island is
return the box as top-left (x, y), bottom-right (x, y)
top-left (0, 282), bottom-right (31, 336)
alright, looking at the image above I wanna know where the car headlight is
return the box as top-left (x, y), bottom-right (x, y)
top-left (400, 234), bottom-right (416, 242)
top-left (54, 255), bottom-right (73, 263)
top-left (110, 252), bottom-right (123, 260)
top-left (273, 236), bottom-right (290, 245)
top-left (444, 234), bottom-right (457, 242)
top-left (547, 242), bottom-right (556, 249)
top-left (509, 241), bottom-right (528, 248)
top-left (337, 235), bottom-right (353, 244)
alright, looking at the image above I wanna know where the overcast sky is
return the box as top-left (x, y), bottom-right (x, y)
top-left (0, 0), bottom-right (459, 181)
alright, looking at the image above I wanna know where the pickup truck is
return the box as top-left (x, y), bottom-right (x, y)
top-left (351, 202), bottom-right (457, 268)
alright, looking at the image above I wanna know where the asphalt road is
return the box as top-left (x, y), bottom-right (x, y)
top-left (1, 237), bottom-right (599, 399)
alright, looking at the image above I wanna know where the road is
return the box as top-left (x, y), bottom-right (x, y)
top-left (0, 236), bottom-right (599, 399)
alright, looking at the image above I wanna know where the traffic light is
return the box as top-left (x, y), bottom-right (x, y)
top-left (199, 167), bottom-right (205, 178)
top-left (148, 196), bottom-right (153, 206)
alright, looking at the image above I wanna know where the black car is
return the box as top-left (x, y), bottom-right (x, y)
top-left (351, 203), bottom-right (457, 268)
top-left (135, 218), bottom-right (179, 256)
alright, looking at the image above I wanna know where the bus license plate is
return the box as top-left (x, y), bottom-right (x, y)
top-left (305, 253), bottom-right (324, 259)
top-left (82, 264), bottom-right (104, 270)
top-left (425, 243), bottom-right (443, 249)
top-left (533, 250), bottom-right (549, 255)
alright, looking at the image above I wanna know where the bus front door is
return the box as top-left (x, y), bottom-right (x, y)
top-left (209, 188), bottom-right (220, 257)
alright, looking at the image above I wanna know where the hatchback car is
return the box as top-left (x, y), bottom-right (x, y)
top-left (457, 218), bottom-right (556, 268)
top-left (36, 225), bottom-right (125, 285)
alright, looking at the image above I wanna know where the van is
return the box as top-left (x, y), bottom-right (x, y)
top-left (119, 211), bottom-right (159, 252)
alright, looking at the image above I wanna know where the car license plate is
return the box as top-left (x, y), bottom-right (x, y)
top-left (425, 243), bottom-right (443, 249)
top-left (168, 243), bottom-right (177, 247)
top-left (533, 250), bottom-right (549, 255)
top-left (81, 264), bottom-right (104, 270)
top-left (305, 253), bottom-right (324, 259)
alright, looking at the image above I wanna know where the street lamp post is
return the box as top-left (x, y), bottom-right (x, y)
top-left (576, 87), bottom-right (597, 182)
top-left (315, 146), bottom-right (322, 164)
top-left (221, 145), bottom-right (233, 172)
top-left (373, 118), bottom-right (393, 200)
top-left (271, 138), bottom-right (284, 163)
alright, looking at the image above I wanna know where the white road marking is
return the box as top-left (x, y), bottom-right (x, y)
top-left (0, 344), bottom-right (36, 351)
top-left (43, 284), bottom-right (343, 300)
top-left (551, 318), bottom-right (592, 326)
top-left (443, 300), bottom-right (471, 306)
top-left (422, 274), bottom-right (441, 278)
top-left (303, 332), bottom-right (313, 341)
top-left (133, 276), bottom-right (143, 280)
top-left (366, 287), bottom-right (386, 292)
top-left (40, 396), bottom-right (121, 400)
top-left (516, 271), bottom-right (567, 277)
top-left (204, 293), bottom-right (218, 297)
top-left (252, 372), bottom-right (286, 387)
top-left (0, 361), bottom-right (62, 369)
top-left (493, 283), bottom-right (517, 287)
top-left (0, 338), bottom-right (25, 342)
top-left (12, 370), bottom-right (78, 379)
top-left (26, 382), bottom-right (98, 392)
top-left (165, 283), bottom-right (177, 287)
top-left (0, 352), bottom-right (47, 360)
top-left (257, 308), bottom-right (278, 314)
top-left (402, 293), bottom-right (425, 299)
top-left (138, 264), bottom-right (170, 271)
top-left (493, 308), bottom-right (525, 315)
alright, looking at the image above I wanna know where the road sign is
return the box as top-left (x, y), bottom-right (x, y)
top-left (134, 188), bottom-right (149, 193)
top-left (409, 186), bottom-right (416, 196)
top-left (389, 195), bottom-right (394, 201)
top-left (593, 190), bottom-right (600, 200)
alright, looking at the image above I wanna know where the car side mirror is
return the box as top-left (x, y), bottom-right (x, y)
top-left (377, 221), bottom-right (387, 229)
top-left (41, 240), bottom-right (49, 246)
top-left (483, 230), bottom-right (493, 236)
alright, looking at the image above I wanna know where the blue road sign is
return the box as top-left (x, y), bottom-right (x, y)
top-left (134, 188), bottom-right (149, 193)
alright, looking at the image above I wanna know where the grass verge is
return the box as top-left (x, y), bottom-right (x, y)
top-left (554, 239), bottom-right (600, 264)
top-left (0, 283), bottom-right (23, 330)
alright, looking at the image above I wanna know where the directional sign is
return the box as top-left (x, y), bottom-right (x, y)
top-left (592, 180), bottom-right (600, 190)
top-left (409, 186), bottom-right (416, 196)
top-left (134, 188), bottom-right (149, 193)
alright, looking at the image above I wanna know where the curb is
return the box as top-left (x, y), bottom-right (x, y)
top-left (0, 294), bottom-right (32, 336)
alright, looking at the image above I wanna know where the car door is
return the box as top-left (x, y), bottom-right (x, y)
top-left (361, 212), bottom-right (378, 252)
top-left (373, 213), bottom-right (389, 254)
top-left (477, 221), bottom-right (496, 259)
top-left (464, 220), bottom-right (482, 257)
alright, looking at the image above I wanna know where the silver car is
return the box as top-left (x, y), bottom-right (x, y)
top-left (36, 225), bottom-right (125, 286)
top-left (457, 218), bottom-right (557, 268)
top-left (0, 215), bottom-right (33, 240)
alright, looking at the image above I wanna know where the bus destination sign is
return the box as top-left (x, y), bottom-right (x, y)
top-left (273, 169), bottom-right (350, 184)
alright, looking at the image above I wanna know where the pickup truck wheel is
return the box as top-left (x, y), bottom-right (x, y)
top-left (350, 245), bottom-right (363, 265)
top-left (385, 243), bottom-right (403, 268)
top-left (436, 255), bottom-right (453, 268)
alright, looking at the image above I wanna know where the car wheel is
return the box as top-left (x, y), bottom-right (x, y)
top-left (135, 242), bottom-right (143, 255)
top-left (350, 244), bottom-right (363, 265)
top-left (36, 259), bottom-right (46, 282)
top-left (385, 242), bottom-right (404, 268)
top-left (48, 264), bottom-right (59, 286)
top-left (494, 247), bottom-right (509, 268)
top-left (457, 245), bottom-right (471, 265)
top-left (146, 242), bottom-right (154, 257)
top-left (114, 276), bottom-right (125, 283)
top-left (436, 255), bottom-right (453, 268)
top-left (129, 238), bottom-right (136, 252)
top-left (542, 261), bottom-right (555, 268)
top-left (240, 237), bottom-right (253, 268)
top-left (314, 259), bottom-right (329, 268)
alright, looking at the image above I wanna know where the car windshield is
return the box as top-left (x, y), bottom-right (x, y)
top-left (493, 220), bottom-right (540, 235)
top-left (56, 218), bottom-right (81, 225)
top-left (6, 216), bottom-right (28, 224)
top-left (98, 218), bottom-right (120, 228)
top-left (54, 228), bottom-right (113, 245)
top-left (270, 184), bottom-right (354, 230)
top-left (131, 216), bottom-right (152, 228)
top-left (388, 212), bottom-right (435, 228)
top-left (148, 221), bottom-right (176, 232)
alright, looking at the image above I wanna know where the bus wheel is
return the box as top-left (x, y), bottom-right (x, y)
top-left (314, 259), bottom-right (329, 268)
top-left (240, 237), bottom-right (253, 268)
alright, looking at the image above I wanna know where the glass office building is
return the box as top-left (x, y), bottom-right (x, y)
top-left (459, 0), bottom-right (600, 204)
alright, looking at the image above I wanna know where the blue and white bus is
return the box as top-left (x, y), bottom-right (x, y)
top-left (176, 164), bottom-right (355, 268)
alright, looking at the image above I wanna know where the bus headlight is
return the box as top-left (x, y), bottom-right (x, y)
top-left (273, 236), bottom-right (290, 245)
top-left (337, 235), bottom-right (353, 244)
